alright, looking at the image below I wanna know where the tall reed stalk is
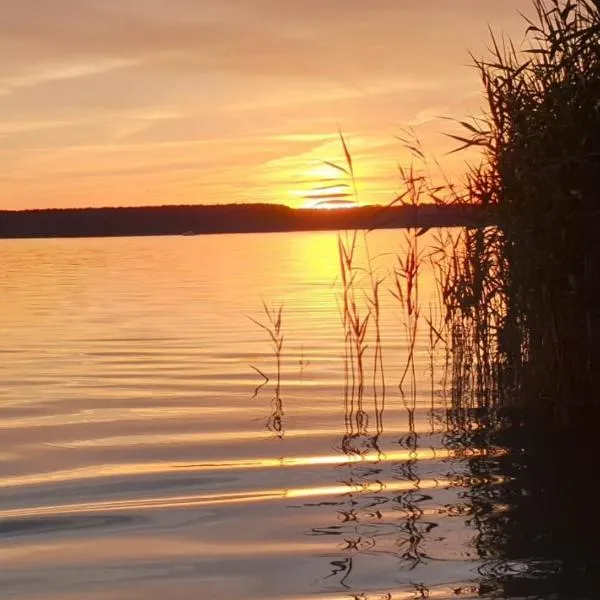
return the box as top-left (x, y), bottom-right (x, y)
top-left (249, 301), bottom-right (286, 437)
top-left (328, 132), bottom-right (388, 440)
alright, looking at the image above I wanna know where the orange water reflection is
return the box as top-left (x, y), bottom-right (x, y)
top-left (0, 447), bottom-right (495, 490)
top-left (0, 476), bottom-right (458, 520)
top-left (0, 231), bottom-right (479, 600)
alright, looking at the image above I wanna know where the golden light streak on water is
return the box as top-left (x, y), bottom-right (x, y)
top-left (0, 448), bottom-right (499, 490)
top-left (0, 477), bottom-right (458, 519)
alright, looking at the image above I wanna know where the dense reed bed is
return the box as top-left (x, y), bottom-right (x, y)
top-left (444, 0), bottom-right (600, 424)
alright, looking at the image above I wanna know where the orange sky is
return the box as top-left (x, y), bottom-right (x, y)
top-left (0, 0), bottom-right (533, 210)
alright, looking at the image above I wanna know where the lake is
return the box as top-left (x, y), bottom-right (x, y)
top-left (0, 231), bottom-right (592, 599)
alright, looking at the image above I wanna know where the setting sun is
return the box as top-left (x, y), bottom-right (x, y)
top-left (287, 161), bottom-right (359, 209)
top-left (297, 182), bottom-right (357, 209)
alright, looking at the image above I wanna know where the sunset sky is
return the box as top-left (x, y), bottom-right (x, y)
top-left (0, 1), bottom-right (532, 210)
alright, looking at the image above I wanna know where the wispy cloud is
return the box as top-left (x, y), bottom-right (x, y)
top-left (0, 58), bottom-right (142, 96)
top-left (0, 0), bottom-right (533, 208)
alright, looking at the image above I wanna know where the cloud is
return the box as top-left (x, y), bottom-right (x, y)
top-left (0, 0), bottom-right (533, 208)
top-left (0, 1), bottom-right (531, 80)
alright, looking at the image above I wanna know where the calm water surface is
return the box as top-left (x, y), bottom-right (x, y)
top-left (0, 231), bottom-right (591, 599)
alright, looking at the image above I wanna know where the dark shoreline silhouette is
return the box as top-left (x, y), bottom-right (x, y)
top-left (0, 203), bottom-right (489, 239)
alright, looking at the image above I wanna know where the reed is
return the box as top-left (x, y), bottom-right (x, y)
top-left (445, 0), bottom-right (600, 422)
top-left (249, 301), bottom-right (286, 437)
top-left (389, 134), bottom-right (467, 431)
top-left (390, 171), bottom-right (424, 425)
top-left (327, 132), bottom-right (389, 439)
top-left (332, 131), bottom-right (455, 435)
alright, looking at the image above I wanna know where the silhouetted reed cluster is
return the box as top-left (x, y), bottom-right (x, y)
top-left (334, 139), bottom-right (387, 441)
top-left (329, 0), bottom-right (600, 428)
top-left (444, 0), bottom-right (600, 423)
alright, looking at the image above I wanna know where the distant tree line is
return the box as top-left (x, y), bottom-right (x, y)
top-left (0, 203), bottom-right (489, 239)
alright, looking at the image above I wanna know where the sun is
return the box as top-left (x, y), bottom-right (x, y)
top-left (290, 163), bottom-right (358, 209)
top-left (297, 183), bottom-right (356, 209)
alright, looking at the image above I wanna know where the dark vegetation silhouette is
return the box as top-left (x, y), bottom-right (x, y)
top-left (421, 2), bottom-right (600, 594)
top-left (441, 6), bottom-right (600, 594)
top-left (412, 1), bottom-right (600, 596)
top-left (443, 0), bottom-right (600, 425)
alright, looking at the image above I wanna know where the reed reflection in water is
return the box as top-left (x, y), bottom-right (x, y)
top-left (0, 231), bottom-right (597, 600)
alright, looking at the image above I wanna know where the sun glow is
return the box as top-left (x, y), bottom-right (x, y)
top-left (280, 144), bottom-right (394, 209)
top-left (300, 183), bottom-right (357, 209)
top-left (292, 173), bottom-right (358, 209)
